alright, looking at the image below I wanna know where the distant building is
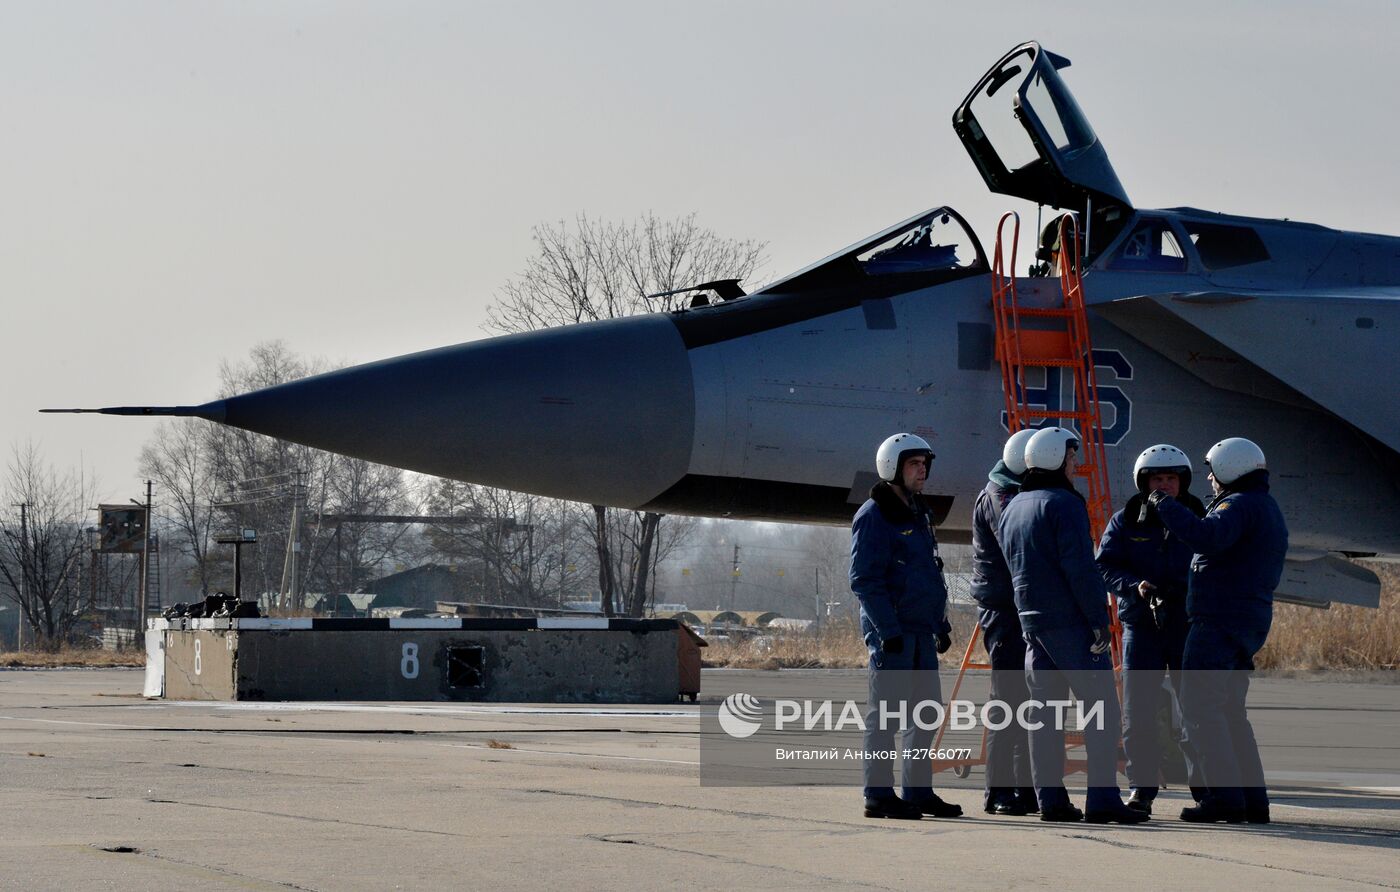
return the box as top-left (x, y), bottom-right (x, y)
top-left (359, 564), bottom-right (476, 612)
top-left (311, 593), bottom-right (379, 617)
top-left (766, 617), bottom-right (814, 631)
top-left (660, 608), bottom-right (783, 636)
top-left (0, 605), bottom-right (18, 651)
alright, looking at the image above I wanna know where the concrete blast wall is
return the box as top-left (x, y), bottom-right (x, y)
top-left (150, 617), bottom-right (691, 704)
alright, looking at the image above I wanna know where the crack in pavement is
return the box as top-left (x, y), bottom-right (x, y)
top-left (586, 831), bottom-right (890, 888)
top-left (534, 787), bottom-right (1400, 886)
top-left (530, 788), bottom-right (928, 833)
top-left (1054, 830), bottom-right (1399, 888)
top-left (78, 842), bottom-right (322, 891)
top-left (143, 797), bottom-right (470, 839)
top-left (136, 850), bottom-right (324, 892)
top-left (3, 713), bottom-right (695, 736)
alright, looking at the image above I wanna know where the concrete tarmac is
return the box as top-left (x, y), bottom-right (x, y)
top-left (1, 668), bottom-right (1396, 891)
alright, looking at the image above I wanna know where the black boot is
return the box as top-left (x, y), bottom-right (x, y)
top-left (1013, 788), bottom-right (1040, 815)
top-left (1085, 801), bottom-right (1151, 824)
top-left (984, 788), bottom-right (1010, 814)
top-left (913, 792), bottom-right (963, 818)
top-left (990, 798), bottom-right (1029, 816)
top-left (864, 796), bottom-right (922, 820)
top-left (1039, 803), bottom-right (1084, 823)
top-left (1246, 806), bottom-right (1271, 824)
top-left (1126, 791), bottom-right (1153, 815)
top-left (1180, 800), bottom-right (1246, 824)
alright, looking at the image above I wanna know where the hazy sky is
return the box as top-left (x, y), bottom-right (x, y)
top-left (4, 0), bottom-right (1396, 502)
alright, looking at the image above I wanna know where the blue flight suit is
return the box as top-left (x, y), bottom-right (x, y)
top-left (1096, 491), bottom-right (1205, 801)
top-left (851, 481), bottom-right (951, 802)
top-left (969, 461), bottom-right (1034, 807)
top-left (1153, 470), bottom-right (1288, 813)
top-left (998, 471), bottom-right (1123, 812)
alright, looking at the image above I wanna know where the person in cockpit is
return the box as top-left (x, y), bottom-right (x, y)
top-left (1030, 214), bottom-right (1073, 278)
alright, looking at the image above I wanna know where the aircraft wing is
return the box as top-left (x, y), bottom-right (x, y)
top-left (1094, 288), bottom-right (1400, 452)
top-left (1278, 551), bottom-right (1382, 609)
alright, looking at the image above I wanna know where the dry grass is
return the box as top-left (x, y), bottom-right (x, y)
top-left (1257, 559), bottom-right (1400, 670)
top-left (0, 648), bottom-right (145, 668)
top-left (703, 605), bottom-right (982, 670)
top-left (706, 565), bottom-right (1400, 672)
top-left (703, 619), bottom-right (867, 670)
top-left (486, 739), bottom-right (515, 750)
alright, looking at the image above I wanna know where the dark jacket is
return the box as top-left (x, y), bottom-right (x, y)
top-left (1153, 470), bottom-right (1288, 634)
top-left (850, 481), bottom-right (951, 642)
top-left (1096, 492), bottom-right (1205, 627)
top-left (970, 461), bottom-right (1021, 613)
top-left (998, 469), bottom-right (1110, 633)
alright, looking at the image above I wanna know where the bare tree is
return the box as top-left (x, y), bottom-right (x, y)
top-left (303, 454), bottom-right (414, 595)
top-left (202, 341), bottom-right (336, 607)
top-left (138, 341), bottom-right (420, 611)
top-left (420, 478), bottom-right (590, 607)
top-left (585, 506), bottom-right (695, 617)
top-left (0, 443), bottom-right (99, 648)
top-left (486, 212), bottom-right (766, 616)
top-left (797, 523), bottom-right (857, 626)
top-left (486, 213), bottom-right (765, 331)
top-left (139, 417), bottom-right (217, 597)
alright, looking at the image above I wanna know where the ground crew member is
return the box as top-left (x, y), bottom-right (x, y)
top-left (850, 432), bottom-right (962, 821)
top-left (1096, 444), bottom-right (1206, 814)
top-left (998, 427), bottom-right (1147, 824)
top-left (969, 428), bottom-right (1038, 816)
top-left (1149, 437), bottom-right (1287, 824)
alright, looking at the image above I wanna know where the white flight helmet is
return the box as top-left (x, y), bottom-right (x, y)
top-left (1205, 437), bottom-right (1266, 485)
top-left (1024, 427), bottom-right (1081, 471)
top-left (1002, 428), bottom-right (1038, 476)
top-left (1133, 444), bottom-right (1192, 493)
top-left (876, 433), bottom-right (934, 483)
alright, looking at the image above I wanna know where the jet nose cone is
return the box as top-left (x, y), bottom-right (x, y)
top-left (220, 315), bottom-right (695, 507)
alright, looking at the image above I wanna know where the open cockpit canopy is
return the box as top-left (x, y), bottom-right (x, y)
top-left (954, 42), bottom-right (1131, 217)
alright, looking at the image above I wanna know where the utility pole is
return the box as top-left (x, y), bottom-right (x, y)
top-left (292, 469), bottom-right (302, 610)
top-left (553, 499), bottom-right (568, 610)
top-left (648, 522), bottom-right (661, 616)
top-left (729, 543), bottom-right (741, 609)
top-left (138, 481), bottom-right (152, 639)
top-left (216, 529), bottom-right (257, 602)
top-left (88, 530), bottom-right (99, 628)
top-left (279, 469), bottom-right (304, 612)
top-left (14, 502), bottom-right (28, 651)
top-left (814, 566), bottom-right (821, 634)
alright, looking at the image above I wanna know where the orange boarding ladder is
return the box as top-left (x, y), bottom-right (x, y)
top-left (933, 212), bottom-right (1120, 780)
top-left (990, 211), bottom-right (1118, 658)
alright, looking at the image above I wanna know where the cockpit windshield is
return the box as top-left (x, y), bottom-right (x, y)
top-left (756, 206), bottom-right (986, 296)
top-left (856, 210), bottom-right (980, 275)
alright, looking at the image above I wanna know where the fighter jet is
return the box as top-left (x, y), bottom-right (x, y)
top-left (49, 41), bottom-right (1396, 607)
